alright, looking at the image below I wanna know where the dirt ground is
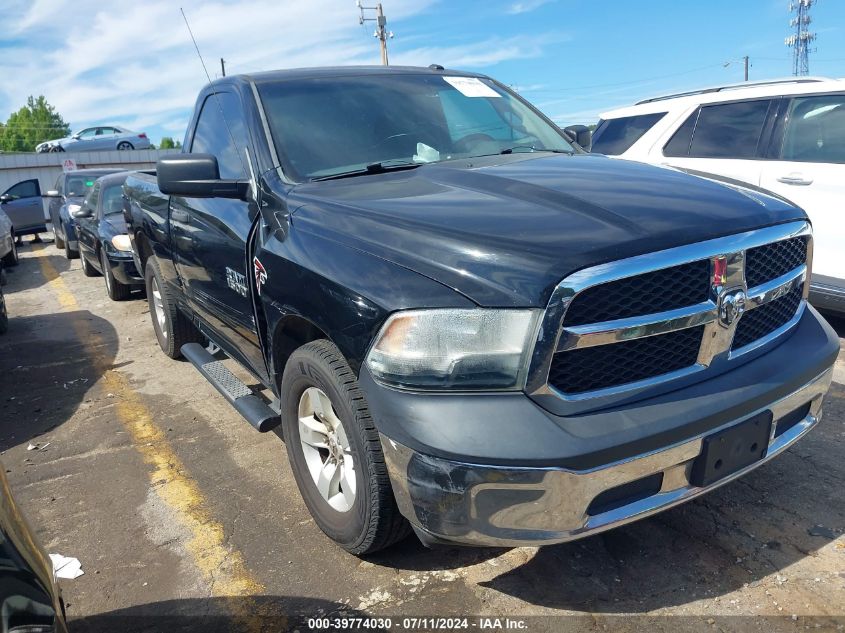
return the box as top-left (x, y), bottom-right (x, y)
top-left (1, 238), bottom-right (843, 633)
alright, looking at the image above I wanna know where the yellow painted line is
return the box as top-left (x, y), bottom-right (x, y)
top-left (34, 247), bottom-right (280, 630)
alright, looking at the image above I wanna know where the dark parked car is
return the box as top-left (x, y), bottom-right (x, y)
top-left (74, 172), bottom-right (143, 300)
top-left (0, 178), bottom-right (46, 239)
top-left (44, 169), bottom-right (123, 259)
top-left (0, 465), bottom-right (67, 631)
top-left (125, 66), bottom-right (838, 554)
top-left (0, 286), bottom-right (7, 334)
top-left (0, 208), bottom-right (18, 270)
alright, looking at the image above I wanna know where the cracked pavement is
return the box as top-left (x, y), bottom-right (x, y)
top-left (0, 239), bottom-right (843, 632)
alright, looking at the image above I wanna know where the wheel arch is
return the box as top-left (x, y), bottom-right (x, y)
top-left (269, 314), bottom-right (331, 388)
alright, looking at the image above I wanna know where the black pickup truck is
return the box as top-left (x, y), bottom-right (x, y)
top-left (124, 66), bottom-right (838, 555)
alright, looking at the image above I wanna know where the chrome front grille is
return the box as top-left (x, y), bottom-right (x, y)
top-left (527, 221), bottom-right (812, 409)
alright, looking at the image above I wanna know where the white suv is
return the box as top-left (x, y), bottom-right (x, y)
top-left (596, 77), bottom-right (845, 314)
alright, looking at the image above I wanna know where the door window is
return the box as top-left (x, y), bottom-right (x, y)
top-left (190, 93), bottom-right (249, 179)
top-left (686, 100), bottom-right (772, 159)
top-left (101, 183), bottom-right (124, 217)
top-left (81, 182), bottom-right (100, 215)
top-left (77, 128), bottom-right (97, 139)
top-left (3, 179), bottom-right (40, 200)
top-left (663, 110), bottom-right (699, 157)
top-left (591, 112), bottom-right (667, 155)
top-left (781, 95), bottom-right (845, 164)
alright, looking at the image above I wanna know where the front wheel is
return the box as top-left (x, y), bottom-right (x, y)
top-left (281, 340), bottom-right (410, 555)
top-left (64, 237), bottom-right (78, 260)
top-left (53, 226), bottom-right (65, 250)
top-left (144, 256), bottom-right (202, 358)
top-left (2, 234), bottom-right (17, 267)
top-left (101, 250), bottom-right (131, 301)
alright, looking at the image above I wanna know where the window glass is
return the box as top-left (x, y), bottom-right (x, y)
top-left (663, 110), bottom-right (699, 157)
top-left (77, 128), bottom-right (96, 139)
top-left (65, 175), bottom-right (98, 197)
top-left (591, 113), bottom-right (666, 155)
top-left (781, 95), bottom-right (845, 164)
top-left (258, 74), bottom-right (573, 181)
top-left (101, 183), bottom-right (125, 215)
top-left (190, 92), bottom-right (248, 179)
top-left (4, 179), bottom-right (40, 199)
top-left (81, 181), bottom-right (100, 214)
top-left (54, 175), bottom-right (64, 195)
top-left (687, 100), bottom-right (771, 159)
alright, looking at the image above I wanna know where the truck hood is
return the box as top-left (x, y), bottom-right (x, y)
top-left (290, 154), bottom-right (806, 307)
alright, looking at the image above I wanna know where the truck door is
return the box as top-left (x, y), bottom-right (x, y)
top-left (169, 91), bottom-right (265, 375)
top-left (0, 179), bottom-right (44, 235)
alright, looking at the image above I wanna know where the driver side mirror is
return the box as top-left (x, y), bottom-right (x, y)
top-left (70, 207), bottom-right (93, 218)
top-left (44, 190), bottom-right (61, 198)
top-left (157, 154), bottom-right (249, 200)
top-left (71, 133), bottom-right (81, 140)
top-left (0, 194), bottom-right (11, 204)
top-left (563, 125), bottom-right (592, 152)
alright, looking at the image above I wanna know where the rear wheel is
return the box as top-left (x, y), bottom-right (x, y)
top-left (2, 234), bottom-right (17, 267)
top-left (54, 226), bottom-right (65, 250)
top-left (102, 250), bottom-right (131, 301)
top-left (144, 256), bottom-right (202, 358)
top-left (81, 252), bottom-right (99, 277)
top-left (281, 340), bottom-right (411, 555)
top-left (117, 141), bottom-right (134, 150)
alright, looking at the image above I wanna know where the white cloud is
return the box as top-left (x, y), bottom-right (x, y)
top-left (506, 0), bottom-right (555, 15)
top-left (0, 0), bottom-right (561, 143)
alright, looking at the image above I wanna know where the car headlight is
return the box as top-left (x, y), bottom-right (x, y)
top-left (111, 235), bottom-right (132, 252)
top-left (365, 309), bottom-right (540, 390)
top-left (67, 204), bottom-right (81, 216)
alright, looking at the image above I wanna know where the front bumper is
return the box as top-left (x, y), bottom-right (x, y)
top-left (106, 253), bottom-right (143, 285)
top-left (367, 307), bottom-right (839, 547)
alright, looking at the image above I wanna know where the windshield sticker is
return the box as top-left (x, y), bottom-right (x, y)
top-left (443, 76), bottom-right (500, 98)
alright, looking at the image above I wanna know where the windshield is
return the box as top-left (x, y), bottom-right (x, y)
top-left (64, 172), bottom-right (116, 197)
top-left (258, 73), bottom-right (574, 181)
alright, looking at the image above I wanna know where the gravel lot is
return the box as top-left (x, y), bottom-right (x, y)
top-left (1, 239), bottom-right (843, 632)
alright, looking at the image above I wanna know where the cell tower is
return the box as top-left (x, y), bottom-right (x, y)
top-left (785, 0), bottom-right (817, 76)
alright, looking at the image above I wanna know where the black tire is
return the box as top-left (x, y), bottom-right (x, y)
top-left (117, 141), bottom-right (134, 150)
top-left (81, 252), bottom-right (99, 277)
top-left (64, 237), bottom-right (78, 260)
top-left (144, 256), bottom-right (202, 358)
top-left (2, 233), bottom-right (17, 267)
top-left (281, 340), bottom-right (411, 555)
top-left (54, 226), bottom-right (65, 250)
top-left (102, 250), bottom-right (131, 301)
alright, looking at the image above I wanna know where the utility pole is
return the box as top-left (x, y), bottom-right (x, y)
top-left (785, 0), bottom-right (817, 76)
top-left (357, 2), bottom-right (393, 66)
top-left (743, 55), bottom-right (749, 81)
top-left (220, 58), bottom-right (226, 77)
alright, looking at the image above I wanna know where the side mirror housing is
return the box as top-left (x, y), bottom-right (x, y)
top-left (70, 207), bottom-right (92, 218)
top-left (564, 125), bottom-right (592, 152)
top-left (0, 194), bottom-right (11, 204)
top-left (157, 154), bottom-right (248, 199)
top-left (44, 190), bottom-right (61, 198)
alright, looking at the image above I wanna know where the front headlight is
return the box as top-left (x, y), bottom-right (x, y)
top-left (365, 309), bottom-right (540, 390)
top-left (111, 234), bottom-right (132, 252)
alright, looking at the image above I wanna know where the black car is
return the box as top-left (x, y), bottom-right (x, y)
top-left (125, 66), bottom-right (838, 554)
top-left (74, 172), bottom-right (143, 300)
top-left (43, 169), bottom-right (124, 260)
top-left (0, 286), bottom-right (7, 335)
top-left (0, 466), bottom-right (67, 632)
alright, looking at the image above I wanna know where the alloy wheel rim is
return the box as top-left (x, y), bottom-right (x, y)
top-left (297, 386), bottom-right (356, 512)
top-left (151, 278), bottom-right (167, 338)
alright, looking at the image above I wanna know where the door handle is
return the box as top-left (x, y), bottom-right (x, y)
top-left (171, 209), bottom-right (190, 223)
top-left (776, 174), bottom-right (813, 186)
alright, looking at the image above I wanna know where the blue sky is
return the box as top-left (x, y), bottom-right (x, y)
top-left (2, 0), bottom-right (844, 147)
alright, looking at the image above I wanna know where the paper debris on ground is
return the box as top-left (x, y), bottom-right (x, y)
top-left (49, 553), bottom-right (84, 579)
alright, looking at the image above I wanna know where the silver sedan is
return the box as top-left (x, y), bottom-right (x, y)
top-left (36, 126), bottom-right (151, 153)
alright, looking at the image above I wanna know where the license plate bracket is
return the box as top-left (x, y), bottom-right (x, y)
top-left (690, 410), bottom-right (773, 487)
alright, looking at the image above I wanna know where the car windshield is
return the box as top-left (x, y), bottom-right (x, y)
top-left (65, 172), bottom-right (116, 196)
top-left (258, 73), bottom-right (574, 181)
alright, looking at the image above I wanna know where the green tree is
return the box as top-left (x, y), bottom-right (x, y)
top-left (0, 96), bottom-right (70, 153)
top-left (159, 137), bottom-right (182, 149)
